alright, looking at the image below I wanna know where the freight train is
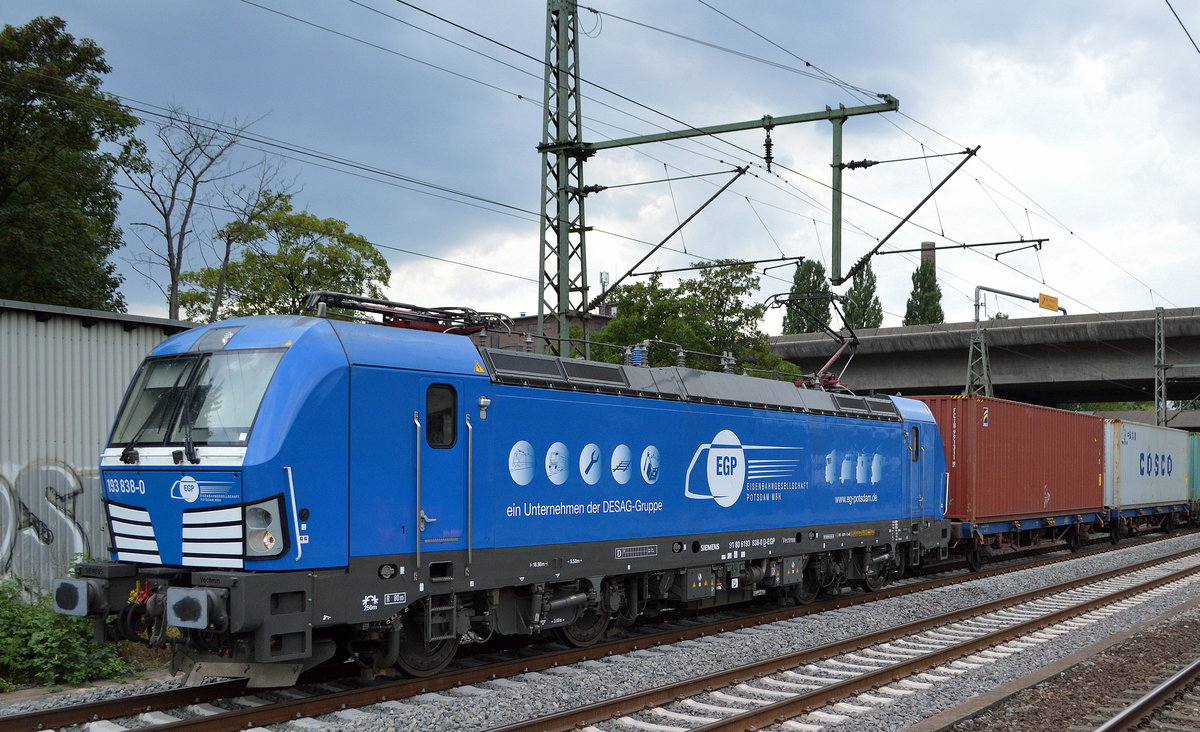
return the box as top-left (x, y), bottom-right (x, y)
top-left (51, 293), bottom-right (1195, 687)
top-left (920, 395), bottom-right (1195, 570)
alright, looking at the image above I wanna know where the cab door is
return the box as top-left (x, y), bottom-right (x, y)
top-left (907, 424), bottom-right (924, 523)
top-left (414, 379), bottom-right (469, 574)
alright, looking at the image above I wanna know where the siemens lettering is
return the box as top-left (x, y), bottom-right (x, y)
top-left (1140, 452), bottom-right (1174, 477)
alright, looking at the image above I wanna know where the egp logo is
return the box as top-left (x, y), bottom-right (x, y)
top-left (684, 430), bottom-right (746, 507)
top-left (170, 476), bottom-right (201, 503)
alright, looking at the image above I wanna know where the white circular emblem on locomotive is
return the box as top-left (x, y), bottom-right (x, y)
top-left (610, 444), bottom-right (632, 484)
top-left (546, 442), bottom-right (569, 485)
top-left (640, 445), bottom-right (660, 484)
top-left (175, 475), bottom-right (200, 503)
top-left (508, 441), bottom-right (534, 485)
top-left (579, 443), bottom-right (602, 485)
top-left (706, 430), bottom-right (746, 507)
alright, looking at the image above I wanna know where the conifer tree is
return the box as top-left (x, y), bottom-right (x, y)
top-left (844, 261), bottom-right (884, 329)
top-left (903, 259), bottom-right (944, 325)
top-left (781, 260), bottom-right (831, 334)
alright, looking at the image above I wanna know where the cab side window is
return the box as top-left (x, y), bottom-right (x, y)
top-left (426, 384), bottom-right (456, 448)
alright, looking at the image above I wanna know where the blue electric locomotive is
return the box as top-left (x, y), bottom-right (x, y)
top-left (54, 293), bottom-right (950, 685)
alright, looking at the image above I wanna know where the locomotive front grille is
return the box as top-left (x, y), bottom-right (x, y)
top-left (108, 503), bottom-right (162, 564)
top-left (182, 505), bottom-right (245, 569)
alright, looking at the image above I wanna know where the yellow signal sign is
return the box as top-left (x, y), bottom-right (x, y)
top-left (1038, 294), bottom-right (1059, 312)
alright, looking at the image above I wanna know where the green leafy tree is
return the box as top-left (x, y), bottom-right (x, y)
top-left (843, 261), bottom-right (884, 330)
top-left (595, 260), bottom-right (795, 374)
top-left (180, 195), bottom-right (390, 319)
top-left (781, 260), bottom-right (831, 334)
top-left (0, 16), bottom-right (138, 311)
top-left (903, 259), bottom-right (944, 326)
top-left (1060, 401), bottom-right (1153, 412)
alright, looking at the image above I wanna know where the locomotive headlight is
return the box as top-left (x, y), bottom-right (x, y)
top-left (249, 529), bottom-right (277, 552)
top-left (244, 495), bottom-right (287, 559)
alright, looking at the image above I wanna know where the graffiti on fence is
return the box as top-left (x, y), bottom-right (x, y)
top-left (0, 460), bottom-right (96, 590)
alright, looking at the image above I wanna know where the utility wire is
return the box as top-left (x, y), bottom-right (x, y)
top-left (1165, 0), bottom-right (1200, 58)
top-left (685, 2), bottom-right (1180, 312)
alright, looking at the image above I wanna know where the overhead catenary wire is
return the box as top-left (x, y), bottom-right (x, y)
top-left (672, 1), bottom-right (1180, 312)
top-left (4, 2), bottom-right (1182, 342)
top-left (236, 0), bottom-right (1020, 297)
top-left (195, 2), bottom-right (1189, 318)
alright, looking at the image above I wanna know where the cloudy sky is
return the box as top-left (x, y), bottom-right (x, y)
top-left (8, 1), bottom-right (1199, 332)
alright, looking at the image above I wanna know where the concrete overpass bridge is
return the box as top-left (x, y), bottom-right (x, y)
top-left (769, 306), bottom-right (1200, 428)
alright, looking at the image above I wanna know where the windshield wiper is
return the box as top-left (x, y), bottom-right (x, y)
top-left (173, 359), bottom-right (208, 466)
top-left (120, 393), bottom-right (174, 464)
top-left (120, 361), bottom-right (193, 465)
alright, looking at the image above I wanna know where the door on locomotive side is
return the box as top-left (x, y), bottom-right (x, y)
top-left (415, 378), bottom-right (469, 555)
top-left (347, 368), bottom-right (468, 565)
top-left (907, 423), bottom-right (923, 524)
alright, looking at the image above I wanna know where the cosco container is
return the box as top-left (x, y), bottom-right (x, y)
top-left (1104, 420), bottom-right (1189, 509)
top-left (914, 395), bottom-right (1104, 523)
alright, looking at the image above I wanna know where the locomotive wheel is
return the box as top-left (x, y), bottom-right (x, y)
top-left (393, 604), bottom-right (460, 677)
top-left (394, 631), bottom-right (459, 677)
top-left (794, 569), bottom-right (820, 604)
top-left (555, 609), bottom-right (611, 647)
top-left (891, 549), bottom-right (908, 580)
top-left (858, 573), bottom-right (886, 592)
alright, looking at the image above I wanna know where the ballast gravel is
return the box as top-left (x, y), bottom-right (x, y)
top-left (5, 533), bottom-right (1200, 731)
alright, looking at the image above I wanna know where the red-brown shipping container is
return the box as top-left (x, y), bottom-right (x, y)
top-left (913, 395), bottom-right (1105, 523)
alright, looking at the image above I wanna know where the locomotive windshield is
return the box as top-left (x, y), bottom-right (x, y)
top-left (109, 349), bottom-right (284, 448)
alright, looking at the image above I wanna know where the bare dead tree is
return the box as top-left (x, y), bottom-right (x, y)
top-left (123, 107), bottom-right (262, 319)
top-left (205, 161), bottom-right (297, 321)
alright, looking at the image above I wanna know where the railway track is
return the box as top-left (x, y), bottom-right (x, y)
top-left (1, 532), bottom-right (1190, 731)
top-left (1090, 651), bottom-right (1200, 731)
top-left (493, 547), bottom-right (1200, 732)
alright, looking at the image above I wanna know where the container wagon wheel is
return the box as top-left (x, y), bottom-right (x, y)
top-left (393, 604), bottom-right (460, 677)
top-left (1109, 521), bottom-right (1121, 545)
top-left (555, 608), bottom-right (612, 647)
top-left (1068, 527), bottom-right (1083, 553)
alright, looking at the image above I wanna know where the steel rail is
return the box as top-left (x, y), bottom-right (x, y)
top-left (0, 679), bottom-right (247, 731)
top-left (487, 548), bottom-right (1200, 732)
top-left (2, 532), bottom-right (1186, 732)
top-left (1093, 653), bottom-right (1200, 732)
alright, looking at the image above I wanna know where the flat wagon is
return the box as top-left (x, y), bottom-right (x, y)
top-left (1104, 419), bottom-right (1191, 535)
top-left (914, 395), bottom-right (1105, 567)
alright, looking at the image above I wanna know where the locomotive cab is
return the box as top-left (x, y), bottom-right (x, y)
top-left (53, 315), bottom-right (354, 686)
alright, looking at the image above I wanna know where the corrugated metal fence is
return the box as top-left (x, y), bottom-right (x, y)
top-left (0, 300), bottom-right (191, 591)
